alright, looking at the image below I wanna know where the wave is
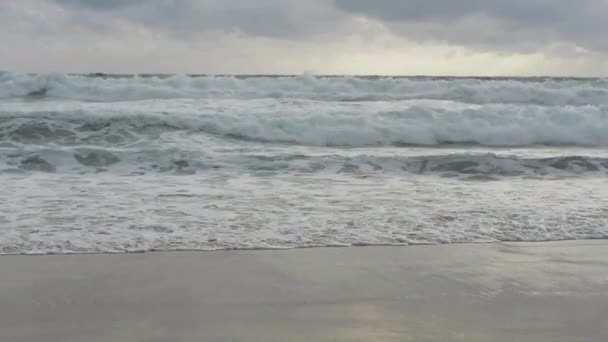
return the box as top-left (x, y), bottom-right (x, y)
top-left (1, 71), bottom-right (608, 105)
top-left (2, 147), bottom-right (607, 177)
top-left (2, 102), bottom-right (608, 147)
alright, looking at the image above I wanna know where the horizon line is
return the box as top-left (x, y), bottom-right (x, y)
top-left (3, 70), bottom-right (605, 79)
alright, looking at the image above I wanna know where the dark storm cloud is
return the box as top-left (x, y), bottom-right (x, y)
top-left (55, 0), bottom-right (144, 9)
top-left (51, 0), bottom-right (340, 39)
top-left (334, 0), bottom-right (566, 23)
top-left (2, 0), bottom-right (608, 75)
top-left (335, 0), bottom-right (608, 51)
top-left (49, 0), bottom-right (608, 52)
top-left (5, 0), bottom-right (608, 59)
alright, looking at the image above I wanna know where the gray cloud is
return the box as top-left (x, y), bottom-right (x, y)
top-left (52, 0), bottom-right (342, 39)
top-left (46, 0), bottom-right (608, 52)
top-left (2, 0), bottom-right (608, 75)
top-left (55, 0), bottom-right (146, 10)
top-left (335, 0), bottom-right (566, 23)
top-left (335, 0), bottom-right (608, 52)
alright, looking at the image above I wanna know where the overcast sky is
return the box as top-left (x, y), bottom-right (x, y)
top-left (2, 0), bottom-right (608, 76)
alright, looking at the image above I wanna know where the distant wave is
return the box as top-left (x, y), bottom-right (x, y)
top-left (1, 71), bottom-right (608, 105)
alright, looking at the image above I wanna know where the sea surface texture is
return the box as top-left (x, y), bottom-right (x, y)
top-left (1, 72), bottom-right (607, 254)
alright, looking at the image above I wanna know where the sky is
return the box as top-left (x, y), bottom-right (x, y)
top-left (2, 0), bottom-right (608, 76)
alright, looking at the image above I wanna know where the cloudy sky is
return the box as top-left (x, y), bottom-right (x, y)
top-left (2, 0), bottom-right (608, 76)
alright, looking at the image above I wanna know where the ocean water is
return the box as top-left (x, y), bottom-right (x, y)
top-left (1, 72), bottom-right (607, 254)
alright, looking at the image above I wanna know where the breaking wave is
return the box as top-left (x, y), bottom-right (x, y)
top-left (1, 103), bottom-right (608, 147)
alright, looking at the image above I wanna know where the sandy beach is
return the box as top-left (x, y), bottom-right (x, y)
top-left (2, 240), bottom-right (607, 342)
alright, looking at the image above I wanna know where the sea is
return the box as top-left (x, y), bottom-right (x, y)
top-left (1, 72), bottom-right (607, 254)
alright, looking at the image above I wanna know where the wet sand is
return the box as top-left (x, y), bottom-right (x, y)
top-left (1, 240), bottom-right (607, 342)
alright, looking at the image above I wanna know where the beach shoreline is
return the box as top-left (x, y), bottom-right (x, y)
top-left (2, 240), bottom-right (607, 341)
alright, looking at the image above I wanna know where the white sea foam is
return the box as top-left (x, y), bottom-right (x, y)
top-left (1, 173), bottom-right (607, 254)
